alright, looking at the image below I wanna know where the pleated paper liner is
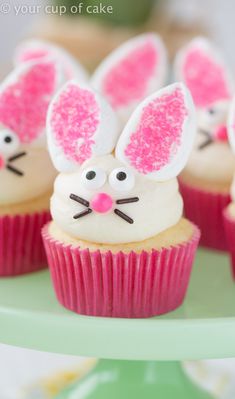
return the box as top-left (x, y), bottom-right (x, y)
top-left (223, 207), bottom-right (235, 280)
top-left (0, 211), bottom-right (50, 276)
top-left (42, 223), bottom-right (200, 318)
top-left (179, 179), bottom-right (230, 251)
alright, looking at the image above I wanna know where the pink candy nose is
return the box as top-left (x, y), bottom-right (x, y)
top-left (0, 155), bottom-right (5, 170)
top-left (91, 193), bottom-right (113, 214)
top-left (214, 125), bottom-right (228, 142)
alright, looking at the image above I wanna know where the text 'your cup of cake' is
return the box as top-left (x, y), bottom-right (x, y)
top-left (174, 37), bottom-right (235, 251)
top-left (42, 80), bottom-right (200, 318)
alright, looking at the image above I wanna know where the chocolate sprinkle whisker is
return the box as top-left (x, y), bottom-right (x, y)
top-left (199, 129), bottom-right (211, 139)
top-left (198, 137), bottom-right (213, 150)
top-left (6, 164), bottom-right (24, 176)
top-left (8, 152), bottom-right (27, 162)
top-left (70, 194), bottom-right (89, 208)
top-left (73, 208), bottom-right (92, 219)
top-left (114, 209), bottom-right (134, 224)
top-left (116, 197), bottom-right (139, 205)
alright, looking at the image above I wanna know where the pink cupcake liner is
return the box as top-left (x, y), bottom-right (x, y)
top-left (223, 207), bottom-right (235, 280)
top-left (179, 179), bottom-right (231, 251)
top-left (42, 223), bottom-right (200, 318)
top-left (0, 211), bottom-right (51, 276)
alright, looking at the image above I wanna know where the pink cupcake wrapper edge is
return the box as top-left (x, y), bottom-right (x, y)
top-left (179, 178), bottom-right (230, 251)
top-left (42, 222), bottom-right (200, 318)
top-left (0, 211), bottom-right (50, 276)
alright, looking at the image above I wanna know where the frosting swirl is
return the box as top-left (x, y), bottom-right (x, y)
top-left (51, 155), bottom-right (183, 244)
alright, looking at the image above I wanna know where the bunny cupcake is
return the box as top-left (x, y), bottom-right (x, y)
top-left (223, 97), bottom-right (235, 278)
top-left (0, 59), bottom-right (64, 276)
top-left (0, 40), bottom-right (88, 276)
top-left (42, 81), bottom-right (200, 318)
top-left (174, 37), bottom-right (235, 251)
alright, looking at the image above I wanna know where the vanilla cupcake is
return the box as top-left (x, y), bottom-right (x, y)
top-left (223, 96), bottom-right (235, 277)
top-left (174, 37), bottom-right (235, 251)
top-left (0, 40), bottom-right (88, 276)
top-left (0, 59), bottom-right (64, 276)
top-left (42, 81), bottom-right (200, 318)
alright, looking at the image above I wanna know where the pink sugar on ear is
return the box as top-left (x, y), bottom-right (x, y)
top-left (0, 62), bottom-right (57, 143)
top-left (183, 48), bottom-right (230, 108)
top-left (102, 39), bottom-right (158, 109)
top-left (50, 84), bottom-right (99, 164)
top-left (125, 87), bottom-right (188, 174)
top-left (17, 49), bottom-right (49, 63)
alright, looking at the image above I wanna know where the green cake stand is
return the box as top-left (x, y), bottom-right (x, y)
top-left (0, 249), bottom-right (235, 398)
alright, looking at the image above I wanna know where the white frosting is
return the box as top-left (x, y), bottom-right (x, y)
top-left (51, 155), bottom-right (183, 244)
top-left (185, 101), bottom-right (235, 183)
top-left (0, 144), bottom-right (56, 205)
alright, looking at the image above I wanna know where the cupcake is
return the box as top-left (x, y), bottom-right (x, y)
top-left (42, 80), bottom-right (200, 318)
top-left (0, 59), bottom-right (63, 276)
top-left (174, 37), bottom-right (235, 251)
top-left (223, 96), bottom-right (235, 278)
top-left (0, 41), bottom-right (88, 276)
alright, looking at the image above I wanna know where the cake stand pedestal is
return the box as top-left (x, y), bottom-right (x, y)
top-left (56, 360), bottom-right (212, 398)
top-left (0, 249), bottom-right (234, 398)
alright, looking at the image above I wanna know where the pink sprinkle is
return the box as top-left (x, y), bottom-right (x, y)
top-left (51, 84), bottom-right (100, 164)
top-left (102, 39), bottom-right (158, 108)
top-left (125, 87), bottom-right (188, 174)
top-left (0, 62), bottom-right (57, 143)
top-left (183, 48), bottom-right (230, 107)
top-left (18, 49), bottom-right (49, 63)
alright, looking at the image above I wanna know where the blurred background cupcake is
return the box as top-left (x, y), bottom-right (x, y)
top-left (174, 37), bottom-right (235, 251)
top-left (0, 40), bottom-right (87, 276)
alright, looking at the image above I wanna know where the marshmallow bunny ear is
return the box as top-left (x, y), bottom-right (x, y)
top-left (47, 81), bottom-right (119, 172)
top-left (0, 59), bottom-right (62, 146)
top-left (91, 33), bottom-right (167, 123)
top-left (174, 37), bottom-right (233, 108)
top-left (115, 83), bottom-right (196, 181)
top-left (14, 39), bottom-right (88, 82)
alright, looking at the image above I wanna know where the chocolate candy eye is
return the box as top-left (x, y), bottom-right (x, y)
top-left (208, 108), bottom-right (215, 115)
top-left (0, 129), bottom-right (19, 155)
top-left (81, 167), bottom-right (106, 190)
top-left (86, 170), bottom-right (96, 180)
top-left (4, 136), bottom-right (12, 143)
top-left (109, 167), bottom-right (135, 191)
